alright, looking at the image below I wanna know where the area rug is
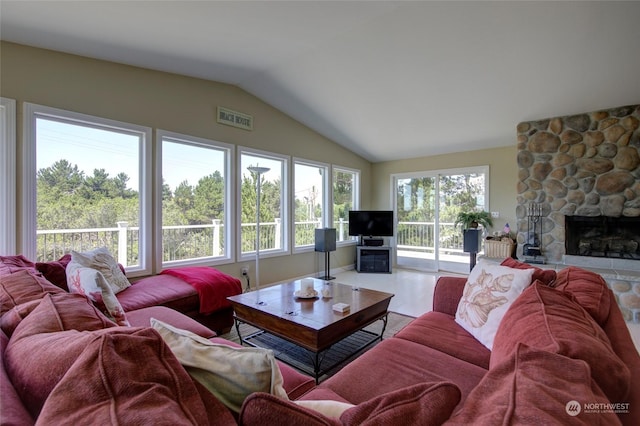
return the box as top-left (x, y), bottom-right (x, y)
top-left (219, 312), bottom-right (414, 382)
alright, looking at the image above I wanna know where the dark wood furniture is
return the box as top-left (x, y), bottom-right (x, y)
top-left (356, 246), bottom-right (392, 273)
top-left (227, 279), bottom-right (393, 382)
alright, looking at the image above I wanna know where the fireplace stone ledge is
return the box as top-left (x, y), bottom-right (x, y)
top-left (479, 256), bottom-right (640, 323)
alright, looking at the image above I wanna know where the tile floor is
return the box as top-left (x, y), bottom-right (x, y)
top-left (331, 267), bottom-right (640, 354)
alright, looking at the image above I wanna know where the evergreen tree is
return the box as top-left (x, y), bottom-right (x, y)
top-left (37, 159), bottom-right (84, 195)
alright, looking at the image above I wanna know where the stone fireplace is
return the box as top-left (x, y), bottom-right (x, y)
top-left (516, 104), bottom-right (640, 321)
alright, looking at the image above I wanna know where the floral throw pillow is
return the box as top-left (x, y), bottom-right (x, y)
top-left (455, 261), bottom-right (534, 350)
top-left (66, 266), bottom-right (130, 326)
top-left (68, 247), bottom-right (130, 294)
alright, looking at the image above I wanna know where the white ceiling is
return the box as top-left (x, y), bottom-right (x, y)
top-left (2, 1), bottom-right (639, 162)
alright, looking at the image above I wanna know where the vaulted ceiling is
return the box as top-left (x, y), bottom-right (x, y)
top-left (2, 1), bottom-right (639, 162)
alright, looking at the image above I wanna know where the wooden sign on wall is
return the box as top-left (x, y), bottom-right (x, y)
top-left (217, 106), bottom-right (253, 131)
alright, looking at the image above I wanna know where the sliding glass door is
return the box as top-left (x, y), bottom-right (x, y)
top-left (395, 176), bottom-right (437, 270)
top-left (394, 167), bottom-right (488, 273)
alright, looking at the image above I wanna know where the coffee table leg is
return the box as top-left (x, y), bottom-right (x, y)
top-left (314, 352), bottom-right (321, 384)
top-left (310, 350), bottom-right (328, 384)
top-left (379, 313), bottom-right (389, 341)
top-left (234, 318), bottom-right (244, 345)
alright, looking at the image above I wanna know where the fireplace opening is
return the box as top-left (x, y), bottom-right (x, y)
top-left (565, 216), bottom-right (640, 260)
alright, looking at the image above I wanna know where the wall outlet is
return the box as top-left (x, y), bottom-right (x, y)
top-left (241, 266), bottom-right (249, 276)
top-left (491, 211), bottom-right (500, 218)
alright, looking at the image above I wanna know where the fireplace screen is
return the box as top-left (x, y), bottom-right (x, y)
top-left (565, 216), bottom-right (640, 260)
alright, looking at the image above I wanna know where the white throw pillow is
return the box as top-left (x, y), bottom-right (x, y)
top-left (68, 247), bottom-right (130, 293)
top-left (66, 265), bottom-right (130, 326)
top-left (294, 400), bottom-right (355, 419)
top-left (151, 318), bottom-right (289, 413)
top-left (455, 260), bottom-right (534, 350)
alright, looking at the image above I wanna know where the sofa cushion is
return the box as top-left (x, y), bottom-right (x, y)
top-left (554, 266), bottom-right (611, 326)
top-left (0, 255), bottom-right (36, 275)
top-left (68, 247), bottom-right (130, 293)
top-left (1, 292), bottom-right (115, 338)
top-left (500, 257), bottom-right (557, 286)
top-left (35, 327), bottom-right (215, 425)
top-left (240, 382), bottom-right (461, 426)
top-left (394, 311), bottom-right (490, 369)
top-left (455, 261), bottom-right (534, 350)
top-left (35, 253), bottom-right (72, 290)
top-left (314, 338), bottom-right (486, 409)
top-left (6, 327), bottom-right (120, 417)
top-left (67, 266), bottom-right (130, 326)
top-left (241, 392), bottom-right (342, 426)
top-left (340, 381), bottom-right (461, 425)
top-left (127, 305), bottom-right (215, 338)
top-left (491, 282), bottom-right (630, 403)
top-left (0, 298), bottom-right (41, 337)
top-left (151, 318), bottom-right (288, 414)
top-left (446, 343), bottom-right (622, 425)
top-left (1, 330), bottom-right (35, 425)
top-left (11, 293), bottom-right (117, 339)
top-left (0, 269), bottom-right (64, 315)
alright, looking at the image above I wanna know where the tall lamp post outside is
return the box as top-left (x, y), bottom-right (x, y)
top-left (248, 166), bottom-right (270, 305)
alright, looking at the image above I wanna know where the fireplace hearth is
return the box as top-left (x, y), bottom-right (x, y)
top-left (565, 216), bottom-right (640, 260)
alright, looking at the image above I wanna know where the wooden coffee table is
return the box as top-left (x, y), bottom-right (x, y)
top-left (227, 279), bottom-right (393, 382)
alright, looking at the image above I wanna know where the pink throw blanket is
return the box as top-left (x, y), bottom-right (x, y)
top-left (160, 267), bottom-right (242, 315)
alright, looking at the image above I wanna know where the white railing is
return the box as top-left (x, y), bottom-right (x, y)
top-left (36, 219), bottom-right (463, 265)
top-left (36, 217), bottom-right (355, 265)
top-left (396, 221), bottom-right (465, 255)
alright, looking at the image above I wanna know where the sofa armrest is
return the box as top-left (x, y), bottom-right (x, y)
top-left (432, 276), bottom-right (466, 316)
top-left (127, 306), bottom-right (216, 339)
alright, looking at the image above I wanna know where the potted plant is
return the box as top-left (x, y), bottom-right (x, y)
top-left (454, 210), bottom-right (493, 230)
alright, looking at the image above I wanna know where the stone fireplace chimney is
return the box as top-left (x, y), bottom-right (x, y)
top-left (515, 104), bottom-right (640, 264)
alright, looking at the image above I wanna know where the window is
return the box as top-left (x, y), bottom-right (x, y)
top-left (0, 98), bottom-right (16, 255)
top-left (332, 166), bottom-right (360, 243)
top-left (23, 104), bottom-right (152, 276)
top-left (239, 149), bottom-right (289, 258)
top-left (293, 159), bottom-right (329, 250)
top-left (158, 130), bottom-right (234, 267)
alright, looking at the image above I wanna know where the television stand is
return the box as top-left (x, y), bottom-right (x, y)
top-left (356, 246), bottom-right (392, 273)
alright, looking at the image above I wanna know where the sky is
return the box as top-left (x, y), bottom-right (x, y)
top-left (36, 118), bottom-right (322, 200)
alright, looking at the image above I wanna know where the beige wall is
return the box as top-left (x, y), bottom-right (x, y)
top-left (0, 41), bottom-right (371, 282)
top-left (371, 146), bottom-right (519, 233)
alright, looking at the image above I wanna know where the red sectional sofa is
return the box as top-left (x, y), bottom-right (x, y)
top-left (240, 266), bottom-right (640, 425)
top-left (0, 258), bottom-right (315, 425)
top-left (32, 254), bottom-right (240, 334)
top-left (2, 254), bottom-right (639, 425)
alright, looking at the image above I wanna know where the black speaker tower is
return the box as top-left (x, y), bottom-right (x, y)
top-left (315, 228), bottom-right (336, 280)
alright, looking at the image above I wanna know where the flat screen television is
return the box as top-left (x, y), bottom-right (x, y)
top-left (348, 210), bottom-right (394, 237)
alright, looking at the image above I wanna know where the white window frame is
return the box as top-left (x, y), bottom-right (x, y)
top-left (22, 103), bottom-right (152, 276)
top-left (156, 130), bottom-right (235, 268)
top-left (293, 158), bottom-right (330, 253)
top-left (0, 98), bottom-right (16, 255)
top-left (237, 147), bottom-right (290, 261)
top-left (332, 165), bottom-right (361, 246)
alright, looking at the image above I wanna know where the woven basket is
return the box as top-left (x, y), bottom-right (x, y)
top-left (485, 238), bottom-right (515, 259)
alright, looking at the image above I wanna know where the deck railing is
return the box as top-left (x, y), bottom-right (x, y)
top-left (36, 218), bottom-right (355, 265)
top-left (37, 219), bottom-right (464, 265)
